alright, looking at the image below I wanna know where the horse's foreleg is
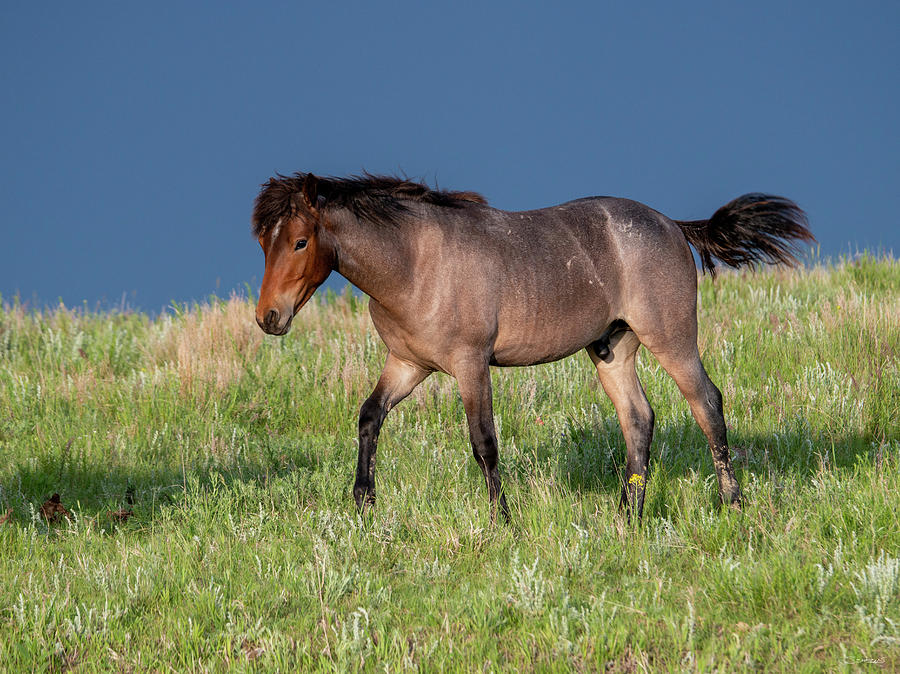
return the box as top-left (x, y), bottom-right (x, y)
top-left (587, 329), bottom-right (654, 521)
top-left (455, 360), bottom-right (510, 523)
top-left (354, 353), bottom-right (430, 511)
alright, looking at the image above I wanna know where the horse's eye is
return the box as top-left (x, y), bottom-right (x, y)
top-left (295, 239), bottom-right (308, 251)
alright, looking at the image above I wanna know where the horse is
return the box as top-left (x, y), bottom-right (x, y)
top-left (251, 173), bottom-right (813, 521)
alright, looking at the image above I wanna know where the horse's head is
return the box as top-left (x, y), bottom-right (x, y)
top-left (254, 174), bottom-right (335, 335)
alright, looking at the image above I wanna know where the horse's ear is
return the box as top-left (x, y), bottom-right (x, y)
top-left (301, 173), bottom-right (319, 212)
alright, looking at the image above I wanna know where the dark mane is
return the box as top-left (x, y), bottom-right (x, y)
top-left (252, 173), bottom-right (487, 237)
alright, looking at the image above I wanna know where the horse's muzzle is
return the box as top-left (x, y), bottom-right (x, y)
top-left (256, 308), bottom-right (293, 335)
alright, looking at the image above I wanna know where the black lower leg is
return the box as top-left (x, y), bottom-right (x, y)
top-left (618, 406), bottom-right (654, 523)
top-left (458, 361), bottom-right (510, 523)
top-left (473, 443), bottom-right (509, 523)
top-left (712, 444), bottom-right (742, 506)
top-left (703, 384), bottom-right (742, 507)
top-left (352, 354), bottom-right (431, 512)
top-left (354, 398), bottom-right (384, 510)
top-left (620, 468), bottom-right (648, 523)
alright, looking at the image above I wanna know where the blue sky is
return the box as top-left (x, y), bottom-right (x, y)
top-left (2, 2), bottom-right (897, 311)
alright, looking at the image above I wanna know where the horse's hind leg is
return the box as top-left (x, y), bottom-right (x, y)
top-left (641, 339), bottom-right (742, 508)
top-left (587, 326), bottom-right (655, 521)
top-left (354, 352), bottom-right (431, 511)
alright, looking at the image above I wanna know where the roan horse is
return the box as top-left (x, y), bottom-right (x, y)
top-left (252, 173), bottom-right (813, 521)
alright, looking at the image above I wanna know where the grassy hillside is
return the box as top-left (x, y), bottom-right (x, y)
top-left (1, 256), bottom-right (898, 671)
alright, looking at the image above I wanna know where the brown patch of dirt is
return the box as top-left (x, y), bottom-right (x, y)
top-left (605, 645), bottom-right (639, 673)
top-left (0, 508), bottom-right (13, 525)
top-left (40, 493), bottom-right (71, 523)
top-left (107, 509), bottom-right (133, 523)
top-left (241, 639), bottom-right (264, 661)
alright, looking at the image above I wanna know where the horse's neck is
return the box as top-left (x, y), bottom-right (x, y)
top-left (326, 209), bottom-right (411, 305)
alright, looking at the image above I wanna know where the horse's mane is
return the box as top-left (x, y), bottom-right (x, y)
top-left (252, 173), bottom-right (487, 237)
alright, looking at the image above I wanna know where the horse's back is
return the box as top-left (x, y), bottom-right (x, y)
top-left (496, 195), bottom-right (695, 293)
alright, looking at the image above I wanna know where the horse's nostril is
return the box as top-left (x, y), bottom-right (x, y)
top-left (265, 309), bottom-right (279, 328)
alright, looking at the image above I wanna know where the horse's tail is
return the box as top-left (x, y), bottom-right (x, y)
top-left (675, 193), bottom-right (814, 276)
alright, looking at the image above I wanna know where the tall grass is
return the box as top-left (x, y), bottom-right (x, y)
top-left (0, 257), bottom-right (898, 671)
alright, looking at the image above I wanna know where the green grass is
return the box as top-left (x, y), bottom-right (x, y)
top-left (1, 257), bottom-right (898, 671)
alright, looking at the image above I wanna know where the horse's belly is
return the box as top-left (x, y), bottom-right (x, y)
top-left (490, 342), bottom-right (584, 367)
top-left (490, 313), bottom-right (606, 367)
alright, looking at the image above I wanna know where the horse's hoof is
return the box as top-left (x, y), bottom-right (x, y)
top-left (353, 485), bottom-right (376, 511)
top-left (720, 490), bottom-right (742, 510)
top-left (492, 500), bottom-right (511, 525)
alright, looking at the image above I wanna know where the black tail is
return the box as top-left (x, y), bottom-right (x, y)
top-left (676, 193), bottom-right (815, 276)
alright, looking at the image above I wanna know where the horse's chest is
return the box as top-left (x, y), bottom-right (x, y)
top-left (367, 301), bottom-right (453, 372)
